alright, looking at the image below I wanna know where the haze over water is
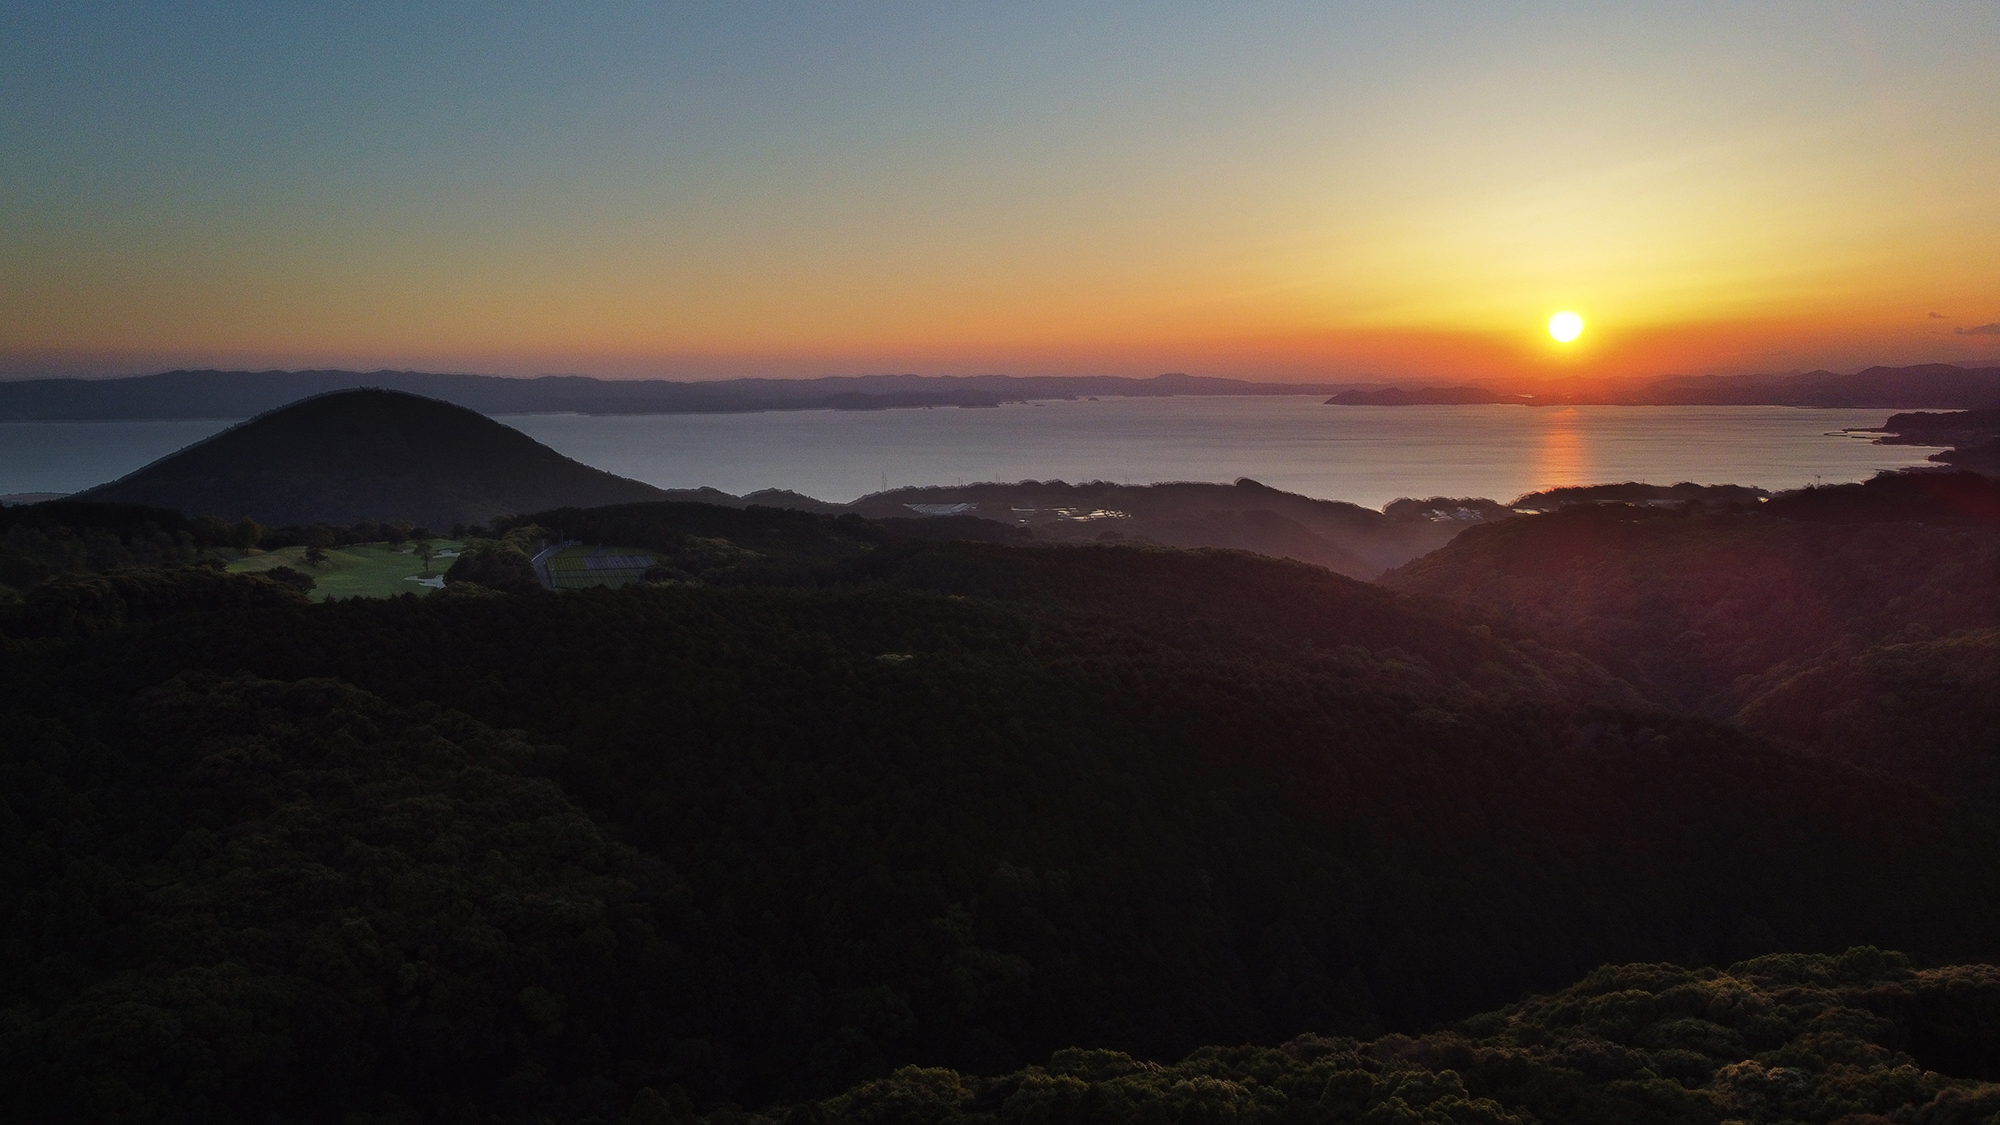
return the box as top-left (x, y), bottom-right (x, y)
top-left (3, 399), bottom-right (1937, 510)
top-left (502, 400), bottom-right (1936, 506)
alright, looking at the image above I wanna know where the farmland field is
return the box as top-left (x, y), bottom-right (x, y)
top-left (228, 541), bottom-right (464, 601)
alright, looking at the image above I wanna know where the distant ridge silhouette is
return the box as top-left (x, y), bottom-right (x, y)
top-left (4, 364), bottom-right (1999, 419)
top-left (76, 388), bottom-right (669, 526)
top-left (0, 368), bottom-right (1363, 421)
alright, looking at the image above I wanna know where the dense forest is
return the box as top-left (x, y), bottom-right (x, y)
top-left (767, 949), bottom-right (2000, 1125)
top-left (2, 461), bottom-right (1998, 1122)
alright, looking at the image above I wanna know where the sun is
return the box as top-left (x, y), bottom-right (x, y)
top-left (1548, 311), bottom-right (1585, 343)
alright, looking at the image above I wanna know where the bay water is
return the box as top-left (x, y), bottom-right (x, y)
top-left (0, 397), bottom-right (1941, 510)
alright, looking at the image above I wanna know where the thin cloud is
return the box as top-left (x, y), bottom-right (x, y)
top-left (1956, 323), bottom-right (2000, 336)
top-left (1929, 311), bottom-right (1946, 318)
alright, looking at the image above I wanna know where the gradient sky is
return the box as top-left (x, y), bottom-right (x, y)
top-left (4, 2), bottom-right (1998, 384)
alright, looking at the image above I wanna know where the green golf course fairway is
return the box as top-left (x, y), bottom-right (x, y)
top-left (227, 541), bottom-right (464, 601)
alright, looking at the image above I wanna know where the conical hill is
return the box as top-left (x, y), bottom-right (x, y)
top-left (78, 388), bottom-right (668, 527)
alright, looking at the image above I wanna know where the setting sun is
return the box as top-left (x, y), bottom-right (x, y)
top-left (1548, 312), bottom-right (1585, 344)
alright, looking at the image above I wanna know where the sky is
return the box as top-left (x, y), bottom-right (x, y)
top-left (3, 2), bottom-right (1998, 385)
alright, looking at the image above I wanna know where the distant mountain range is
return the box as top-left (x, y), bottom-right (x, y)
top-left (77, 389), bottom-right (671, 527)
top-left (10, 362), bottom-right (2000, 420)
top-left (1327, 363), bottom-right (2000, 408)
top-left (0, 368), bottom-right (1362, 421)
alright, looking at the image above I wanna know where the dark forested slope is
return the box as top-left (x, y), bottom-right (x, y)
top-left (1734, 626), bottom-right (2000, 798)
top-left (504, 503), bottom-right (1619, 706)
top-left (1383, 474), bottom-right (2000, 701)
top-left (0, 499), bottom-right (231, 592)
top-left (1383, 471), bottom-right (2000, 799)
top-left (0, 673), bottom-right (695, 1122)
top-left (5, 563), bottom-right (2000, 1119)
top-left (830, 539), bottom-right (1637, 706)
top-left (534, 479), bottom-right (1506, 580)
top-left (76, 388), bottom-right (670, 527)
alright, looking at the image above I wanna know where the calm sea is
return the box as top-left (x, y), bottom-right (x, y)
top-left (0, 398), bottom-right (1941, 510)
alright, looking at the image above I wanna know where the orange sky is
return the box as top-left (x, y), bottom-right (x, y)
top-left (3, 5), bottom-right (1998, 384)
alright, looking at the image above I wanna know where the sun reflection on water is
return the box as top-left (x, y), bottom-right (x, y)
top-left (1531, 408), bottom-right (1592, 493)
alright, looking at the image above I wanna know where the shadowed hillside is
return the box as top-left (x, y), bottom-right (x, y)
top-left (526, 479), bottom-right (1509, 579)
top-left (1385, 474), bottom-right (2000, 708)
top-left (485, 500), bottom-right (1627, 705)
top-left (1384, 472), bottom-right (2000, 800)
top-left (828, 538), bottom-right (1637, 706)
top-left (75, 388), bottom-right (670, 527)
top-left (832, 480), bottom-right (1504, 578)
top-left (1735, 626), bottom-right (2000, 800)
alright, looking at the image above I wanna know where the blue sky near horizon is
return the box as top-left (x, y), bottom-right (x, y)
top-left (3, 2), bottom-right (1998, 382)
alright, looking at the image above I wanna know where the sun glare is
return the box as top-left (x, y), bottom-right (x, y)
top-left (1548, 311), bottom-right (1585, 343)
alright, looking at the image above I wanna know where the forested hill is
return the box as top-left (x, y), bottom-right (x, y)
top-left (75, 388), bottom-right (670, 527)
top-left (1384, 471), bottom-right (2000, 801)
top-left (510, 500), bottom-right (1630, 705)
top-left (835, 480), bottom-right (1504, 579)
